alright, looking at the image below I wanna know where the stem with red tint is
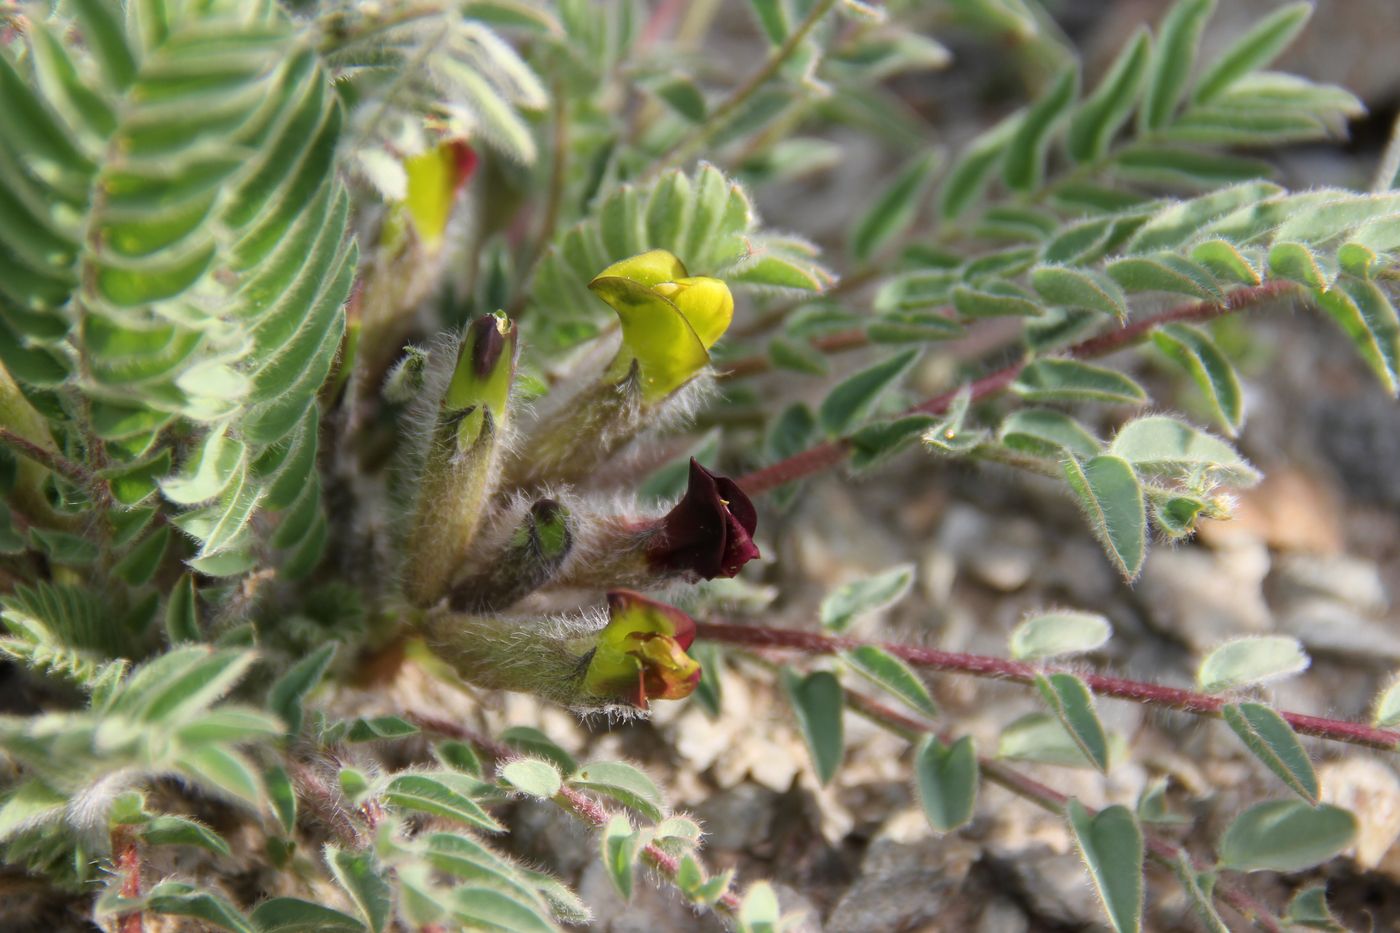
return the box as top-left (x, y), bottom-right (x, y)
top-left (696, 620), bottom-right (1398, 751)
top-left (736, 281), bottom-right (1300, 496)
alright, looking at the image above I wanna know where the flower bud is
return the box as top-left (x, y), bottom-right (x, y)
top-left (449, 498), bottom-right (573, 612)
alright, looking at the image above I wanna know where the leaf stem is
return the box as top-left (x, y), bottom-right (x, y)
top-left (845, 689), bottom-right (1285, 931)
top-left (649, 0), bottom-right (839, 176)
top-left (736, 280), bottom-right (1299, 495)
top-left (695, 620), bottom-right (1398, 751)
top-left (0, 427), bottom-right (102, 497)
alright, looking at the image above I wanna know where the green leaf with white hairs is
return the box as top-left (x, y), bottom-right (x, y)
top-left (1030, 265), bottom-right (1128, 318)
top-left (1015, 359), bottom-right (1147, 406)
top-left (844, 645), bottom-right (937, 718)
top-left (601, 814), bottom-right (642, 901)
top-left (570, 761), bottom-right (664, 822)
top-left (849, 414), bottom-right (938, 470)
top-left (820, 564), bottom-right (915, 633)
top-left (326, 846), bottom-right (392, 933)
top-left (939, 111), bottom-right (1023, 220)
top-left (1068, 28), bottom-right (1151, 162)
top-left (1140, 0), bottom-right (1215, 131)
top-left (145, 882), bottom-right (253, 933)
top-left (1168, 854), bottom-right (1230, 933)
top-left (1151, 325), bottom-right (1244, 435)
top-left (1218, 800), bottom-right (1357, 873)
top-left (999, 409), bottom-right (1101, 459)
top-left (143, 815), bottom-right (231, 856)
top-left (1067, 800), bottom-right (1144, 933)
top-left (1190, 239), bottom-right (1261, 285)
top-left (1112, 145), bottom-right (1272, 188)
top-left (1037, 673), bottom-right (1110, 772)
top-left (819, 348), bottom-right (920, 437)
top-left (783, 669), bottom-right (845, 786)
top-left (999, 712), bottom-right (1111, 769)
top-left (501, 758), bottom-right (562, 799)
top-left (1003, 66), bottom-right (1078, 193)
top-left (1192, 2), bottom-right (1311, 104)
top-left (267, 643), bottom-right (336, 738)
top-left (738, 881), bottom-right (782, 933)
top-left (502, 726), bottom-right (578, 774)
top-left (382, 773), bottom-right (504, 832)
top-left (1223, 702), bottom-right (1318, 803)
top-left (250, 898), bottom-right (365, 933)
top-left (1284, 886), bottom-right (1344, 931)
top-left (1109, 415), bottom-right (1259, 486)
top-left (1106, 253), bottom-right (1222, 301)
top-left (1010, 611), bottom-right (1112, 661)
top-left (850, 151), bottom-right (941, 262)
top-left (914, 735), bottom-right (978, 832)
top-left (1373, 677), bottom-right (1400, 728)
top-left (1268, 241), bottom-right (1327, 288)
top-left (1197, 636), bottom-right (1309, 692)
top-left (952, 282), bottom-right (1042, 319)
top-left (1062, 455), bottom-right (1147, 580)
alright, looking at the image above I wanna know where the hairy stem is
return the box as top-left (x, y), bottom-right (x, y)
top-left (649, 0), bottom-right (839, 176)
top-left (737, 280), bottom-right (1301, 495)
top-left (696, 620), bottom-right (1398, 751)
top-left (408, 714), bottom-right (742, 913)
top-left (845, 690), bottom-right (1285, 932)
top-left (112, 827), bottom-right (144, 933)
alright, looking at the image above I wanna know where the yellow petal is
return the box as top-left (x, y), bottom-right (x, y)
top-left (589, 275), bottom-right (708, 402)
top-left (595, 248), bottom-right (688, 287)
top-left (654, 276), bottom-right (733, 350)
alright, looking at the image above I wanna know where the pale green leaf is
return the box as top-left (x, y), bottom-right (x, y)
top-left (782, 669), bottom-right (845, 786)
top-left (1067, 800), bottom-right (1144, 933)
top-left (913, 735), bottom-right (977, 832)
top-left (1062, 455), bottom-right (1147, 580)
top-left (820, 564), bottom-right (915, 633)
top-left (1218, 800), bottom-right (1356, 873)
top-left (818, 348), bottom-right (919, 437)
top-left (1197, 635), bottom-right (1309, 693)
top-left (1223, 702), bottom-right (1318, 803)
top-left (1036, 673), bottom-right (1110, 772)
top-left (1010, 611), bottom-right (1113, 661)
top-left (844, 645), bottom-right (937, 718)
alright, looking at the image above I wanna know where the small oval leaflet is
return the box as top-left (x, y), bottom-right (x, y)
top-left (1197, 635), bottom-right (1309, 693)
top-left (1010, 610), bottom-right (1113, 661)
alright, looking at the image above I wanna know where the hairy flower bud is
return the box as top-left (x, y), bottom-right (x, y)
top-left (449, 498), bottom-right (573, 612)
top-left (403, 313), bottom-right (518, 607)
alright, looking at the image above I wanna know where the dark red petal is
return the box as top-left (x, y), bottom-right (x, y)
top-left (648, 459), bottom-right (760, 580)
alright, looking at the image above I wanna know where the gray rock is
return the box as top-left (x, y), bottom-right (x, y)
top-left (825, 834), bottom-right (978, 933)
top-left (1138, 541), bottom-right (1272, 651)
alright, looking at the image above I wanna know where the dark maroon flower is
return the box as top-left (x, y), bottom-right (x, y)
top-left (649, 459), bottom-right (760, 580)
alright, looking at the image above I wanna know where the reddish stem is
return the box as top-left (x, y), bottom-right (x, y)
top-left (736, 281), bottom-right (1300, 495)
top-left (696, 621), bottom-right (1399, 751)
top-left (113, 827), bottom-right (143, 933)
top-left (847, 689), bottom-right (1284, 932)
top-left (409, 713), bottom-right (743, 913)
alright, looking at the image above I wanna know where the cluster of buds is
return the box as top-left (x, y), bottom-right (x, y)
top-left (399, 250), bottom-right (758, 711)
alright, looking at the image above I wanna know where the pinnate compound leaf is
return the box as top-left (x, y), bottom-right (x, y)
top-left (1013, 359), bottom-right (1147, 405)
top-left (1062, 455), bottom-right (1147, 580)
top-left (1218, 800), bottom-right (1356, 873)
top-left (1191, 2), bottom-right (1310, 104)
top-left (1036, 673), bottom-right (1110, 773)
top-left (782, 669), bottom-right (845, 786)
top-left (844, 645), bottom-right (937, 718)
top-left (1140, 0), bottom-right (1215, 131)
top-left (1151, 324), bottom-right (1243, 434)
top-left (850, 151), bottom-right (940, 262)
top-left (914, 735), bottom-right (977, 832)
top-left (1068, 28), bottom-right (1151, 162)
top-left (1223, 702), bottom-right (1318, 803)
top-left (820, 564), bottom-right (915, 633)
top-left (325, 846), bottom-right (392, 933)
top-left (1197, 635), bottom-right (1309, 692)
top-left (819, 348), bottom-right (919, 437)
top-left (1010, 611), bottom-right (1113, 661)
top-left (501, 758), bottom-right (562, 799)
top-left (1066, 800), bottom-right (1144, 933)
top-left (570, 761), bottom-right (664, 821)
